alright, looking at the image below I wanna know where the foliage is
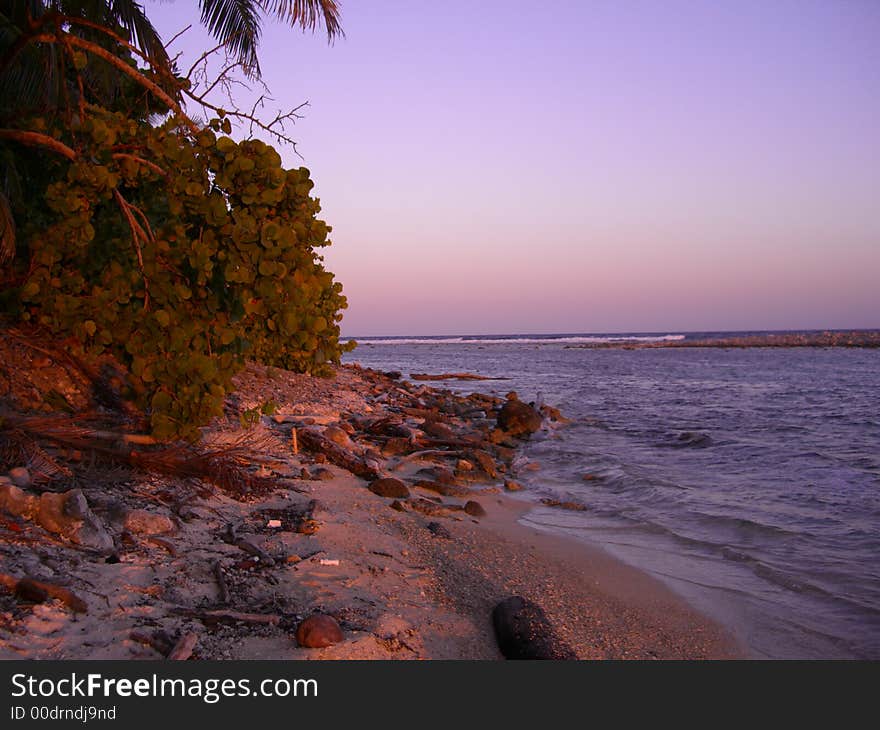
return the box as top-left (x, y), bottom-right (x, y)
top-left (0, 4), bottom-right (352, 442)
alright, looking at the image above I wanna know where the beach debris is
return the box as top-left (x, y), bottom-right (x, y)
top-left (0, 572), bottom-right (88, 613)
top-left (497, 398), bottom-right (543, 438)
top-left (212, 560), bottom-right (230, 605)
top-left (297, 427), bottom-right (381, 480)
top-left (492, 596), bottom-right (577, 660)
top-left (318, 558), bottom-right (340, 566)
top-left (267, 519), bottom-right (282, 528)
top-left (295, 613), bottom-right (344, 648)
top-left (167, 632), bottom-right (199, 661)
top-left (368, 477), bottom-right (410, 499)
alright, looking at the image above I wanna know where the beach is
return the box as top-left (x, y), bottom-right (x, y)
top-left (0, 356), bottom-right (738, 660)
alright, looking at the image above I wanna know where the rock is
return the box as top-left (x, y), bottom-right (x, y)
top-left (0, 484), bottom-right (38, 519)
top-left (295, 614), bottom-right (344, 648)
top-left (421, 420), bottom-right (456, 440)
top-left (368, 478), bottom-right (410, 499)
top-left (426, 521), bottom-right (451, 539)
top-left (295, 518), bottom-right (320, 535)
top-left (540, 498), bottom-right (587, 511)
top-left (414, 466), bottom-right (456, 485)
top-left (456, 459), bottom-right (474, 472)
top-left (381, 437), bottom-right (413, 457)
top-left (408, 498), bottom-right (451, 517)
top-left (37, 490), bottom-right (114, 553)
top-left (465, 449), bottom-right (498, 479)
top-left (497, 400), bottom-right (543, 438)
top-left (505, 391), bottom-right (519, 401)
top-left (8, 467), bottom-right (31, 488)
top-left (389, 500), bottom-right (407, 512)
top-left (463, 500), bottom-right (487, 518)
top-left (323, 426), bottom-right (355, 449)
top-left (492, 596), bottom-right (578, 660)
top-left (504, 480), bottom-right (525, 492)
top-left (382, 370), bottom-right (402, 380)
top-left (309, 467), bottom-right (335, 481)
top-left (123, 509), bottom-right (175, 536)
top-left (412, 480), bottom-right (471, 498)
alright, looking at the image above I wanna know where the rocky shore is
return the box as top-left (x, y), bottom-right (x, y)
top-left (566, 330), bottom-right (880, 349)
top-left (0, 343), bottom-right (738, 659)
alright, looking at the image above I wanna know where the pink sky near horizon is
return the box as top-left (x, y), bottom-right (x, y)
top-left (148, 1), bottom-right (880, 336)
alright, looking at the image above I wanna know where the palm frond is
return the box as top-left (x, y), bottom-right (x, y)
top-left (199, 0), bottom-right (263, 77)
top-left (260, 0), bottom-right (343, 41)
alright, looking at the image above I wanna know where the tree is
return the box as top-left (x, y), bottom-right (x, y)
top-left (0, 0), bottom-right (351, 440)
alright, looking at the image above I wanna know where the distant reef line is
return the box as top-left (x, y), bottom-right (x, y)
top-left (565, 331), bottom-right (880, 350)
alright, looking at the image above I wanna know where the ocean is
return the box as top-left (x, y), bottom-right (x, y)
top-left (342, 331), bottom-right (880, 659)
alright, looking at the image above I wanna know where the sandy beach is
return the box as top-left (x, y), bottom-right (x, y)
top-left (0, 354), bottom-right (739, 660)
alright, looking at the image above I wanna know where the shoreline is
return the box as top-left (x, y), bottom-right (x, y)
top-left (0, 359), bottom-right (739, 659)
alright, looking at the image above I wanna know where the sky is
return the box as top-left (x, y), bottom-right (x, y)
top-left (147, 0), bottom-right (880, 336)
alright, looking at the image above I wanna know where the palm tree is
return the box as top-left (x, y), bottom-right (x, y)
top-left (0, 0), bottom-right (343, 266)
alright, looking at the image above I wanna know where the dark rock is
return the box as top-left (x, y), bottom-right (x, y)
top-left (295, 614), bottom-right (344, 648)
top-left (497, 400), bottom-right (543, 438)
top-left (309, 467), bottom-right (335, 481)
top-left (463, 500), bottom-right (487, 518)
top-left (382, 370), bottom-right (402, 380)
top-left (389, 500), bottom-right (407, 512)
top-left (381, 437), bottom-right (413, 457)
top-left (465, 449), bottom-right (498, 479)
top-left (421, 420), bottom-right (456, 440)
top-left (426, 522), bottom-right (451, 539)
top-left (413, 466), bottom-right (456, 485)
top-left (408, 498), bottom-right (451, 517)
top-left (492, 596), bottom-right (578, 660)
top-left (368, 478), bottom-right (410, 499)
top-left (540, 498), bottom-right (587, 511)
top-left (412, 480), bottom-right (471, 498)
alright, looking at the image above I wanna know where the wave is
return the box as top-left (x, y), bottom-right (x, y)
top-left (345, 334), bottom-right (687, 346)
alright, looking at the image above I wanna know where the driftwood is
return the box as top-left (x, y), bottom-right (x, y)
top-left (296, 428), bottom-right (381, 480)
top-left (179, 608), bottom-right (282, 625)
top-left (212, 560), bottom-right (230, 604)
top-left (0, 573), bottom-right (88, 613)
top-left (167, 632), bottom-right (199, 660)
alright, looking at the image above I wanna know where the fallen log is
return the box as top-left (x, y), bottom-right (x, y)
top-left (296, 428), bottom-right (381, 480)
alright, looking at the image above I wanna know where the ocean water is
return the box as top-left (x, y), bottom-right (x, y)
top-left (342, 332), bottom-right (880, 659)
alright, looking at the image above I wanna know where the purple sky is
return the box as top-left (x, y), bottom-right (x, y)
top-left (148, 1), bottom-right (880, 336)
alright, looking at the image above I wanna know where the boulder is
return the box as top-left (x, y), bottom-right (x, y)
top-left (295, 614), bottom-right (344, 648)
top-left (497, 400), bottom-right (542, 438)
top-left (368, 478), bottom-right (410, 499)
top-left (492, 596), bottom-right (577, 660)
